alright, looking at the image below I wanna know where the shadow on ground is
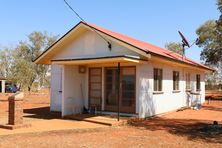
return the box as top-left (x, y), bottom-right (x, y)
top-left (128, 116), bottom-right (222, 144)
top-left (23, 107), bottom-right (61, 120)
top-left (128, 101), bottom-right (222, 144)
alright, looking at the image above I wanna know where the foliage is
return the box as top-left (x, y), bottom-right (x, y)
top-left (0, 31), bottom-right (58, 91)
top-left (196, 0), bottom-right (222, 65)
top-left (218, 0), bottom-right (222, 20)
top-left (165, 42), bottom-right (183, 55)
top-left (196, 0), bottom-right (222, 89)
top-left (0, 47), bottom-right (13, 78)
top-left (205, 62), bottom-right (222, 88)
top-left (196, 20), bottom-right (221, 64)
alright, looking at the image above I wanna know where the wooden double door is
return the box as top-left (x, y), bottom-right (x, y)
top-left (89, 67), bottom-right (136, 114)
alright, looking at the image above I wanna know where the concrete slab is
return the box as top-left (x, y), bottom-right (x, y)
top-left (66, 114), bottom-right (127, 126)
top-left (0, 119), bottom-right (108, 136)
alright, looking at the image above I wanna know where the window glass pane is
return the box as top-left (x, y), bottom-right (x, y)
top-left (91, 83), bottom-right (101, 90)
top-left (90, 76), bottom-right (101, 83)
top-left (196, 74), bottom-right (201, 90)
top-left (105, 69), bottom-right (118, 106)
top-left (90, 69), bottom-right (101, 75)
top-left (90, 98), bottom-right (101, 105)
top-left (122, 67), bottom-right (135, 75)
top-left (173, 71), bottom-right (179, 90)
top-left (90, 90), bottom-right (101, 97)
top-left (154, 79), bottom-right (158, 91)
top-left (106, 91), bottom-right (117, 105)
top-left (186, 73), bottom-right (191, 89)
top-left (89, 68), bottom-right (102, 108)
top-left (122, 67), bottom-right (135, 106)
top-left (154, 68), bottom-right (162, 91)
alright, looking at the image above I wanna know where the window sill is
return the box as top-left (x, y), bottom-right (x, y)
top-left (186, 89), bottom-right (191, 92)
top-left (153, 91), bottom-right (164, 94)
top-left (172, 90), bottom-right (181, 93)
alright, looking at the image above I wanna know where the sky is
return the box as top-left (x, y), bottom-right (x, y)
top-left (0, 0), bottom-right (220, 62)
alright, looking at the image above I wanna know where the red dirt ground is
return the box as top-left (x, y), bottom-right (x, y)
top-left (0, 92), bottom-right (222, 148)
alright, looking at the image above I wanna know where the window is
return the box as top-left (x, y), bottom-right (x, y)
top-left (122, 67), bottom-right (136, 106)
top-left (173, 71), bottom-right (179, 90)
top-left (196, 74), bottom-right (201, 91)
top-left (185, 73), bottom-right (191, 90)
top-left (154, 68), bottom-right (163, 91)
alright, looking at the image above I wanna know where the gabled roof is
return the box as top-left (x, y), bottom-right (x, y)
top-left (34, 21), bottom-right (213, 71)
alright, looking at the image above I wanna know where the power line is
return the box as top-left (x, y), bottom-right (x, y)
top-left (63, 0), bottom-right (85, 22)
top-left (63, 0), bottom-right (112, 50)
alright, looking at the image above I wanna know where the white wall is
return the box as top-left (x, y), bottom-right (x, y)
top-left (51, 61), bottom-right (206, 118)
top-left (49, 27), bottom-right (206, 118)
top-left (50, 64), bottom-right (62, 112)
top-left (137, 62), bottom-right (206, 118)
top-left (50, 28), bottom-right (139, 115)
top-left (136, 64), bottom-right (154, 117)
top-left (52, 30), bottom-right (141, 60)
top-left (62, 65), bottom-right (86, 117)
top-left (1, 80), bottom-right (5, 93)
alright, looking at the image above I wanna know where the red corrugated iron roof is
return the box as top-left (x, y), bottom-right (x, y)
top-left (82, 21), bottom-right (213, 71)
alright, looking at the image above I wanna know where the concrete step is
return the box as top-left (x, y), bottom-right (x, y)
top-left (65, 114), bottom-right (127, 126)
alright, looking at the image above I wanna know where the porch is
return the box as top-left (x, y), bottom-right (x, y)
top-left (56, 56), bottom-right (146, 117)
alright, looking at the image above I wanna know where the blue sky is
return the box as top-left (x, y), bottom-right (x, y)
top-left (0, 0), bottom-right (219, 62)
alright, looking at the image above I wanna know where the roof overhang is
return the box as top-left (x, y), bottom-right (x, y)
top-left (34, 22), bottom-right (151, 65)
top-left (34, 21), bottom-right (213, 72)
top-left (150, 56), bottom-right (214, 73)
top-left (51, 55), bottom-right (148, 65)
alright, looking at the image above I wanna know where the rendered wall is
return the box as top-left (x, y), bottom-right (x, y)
top-left (50, 64), bottom-right (62, 112)
top-left (52, 30), bottom-right (141, 60)
top-left (48, 27), bottom-right (206, 118)
top-left (137, 62), bottom-right (206, 118)
top-left (62, 65), bottom-right (86, 117)
top-left (1, 80), bottom-right (5, 93)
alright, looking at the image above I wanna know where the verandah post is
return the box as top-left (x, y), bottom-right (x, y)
top-left (117, 62), bottom-right (120, 121)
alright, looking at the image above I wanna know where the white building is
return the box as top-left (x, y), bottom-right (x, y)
top-left (34, 22), bottom-right (213, 118)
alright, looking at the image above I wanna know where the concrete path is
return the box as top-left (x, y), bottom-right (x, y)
top-left (0, 119), bottom-right (108, 136)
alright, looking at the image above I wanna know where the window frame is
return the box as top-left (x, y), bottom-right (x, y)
top-left (153, 68), bottom-right (163, 92)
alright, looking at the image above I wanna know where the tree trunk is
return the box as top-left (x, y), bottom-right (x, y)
top-left (28, 86), bottom-right (31, 95)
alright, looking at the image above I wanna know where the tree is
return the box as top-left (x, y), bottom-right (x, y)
top-left (196, 0), bottom-right (222, 89)
top-left (9, 31), bottom-right (58, 92)
top-left (0, 47), bottom-right (13, 78)
top-left (205, 62), bottom-right (222, 90)
top-left (196, 0), bottom-right (222, 65)
top-left (196, 20), bottom-right (221, 64)
top-left (218, 0), bottom-right (222, 20)
top-left (165, 42), bottom-right (183, 55)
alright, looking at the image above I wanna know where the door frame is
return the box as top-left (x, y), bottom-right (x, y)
top-left (104, 66), bottom-right (136, 113)
top-left (88, 67), bottom-right (102, 110)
